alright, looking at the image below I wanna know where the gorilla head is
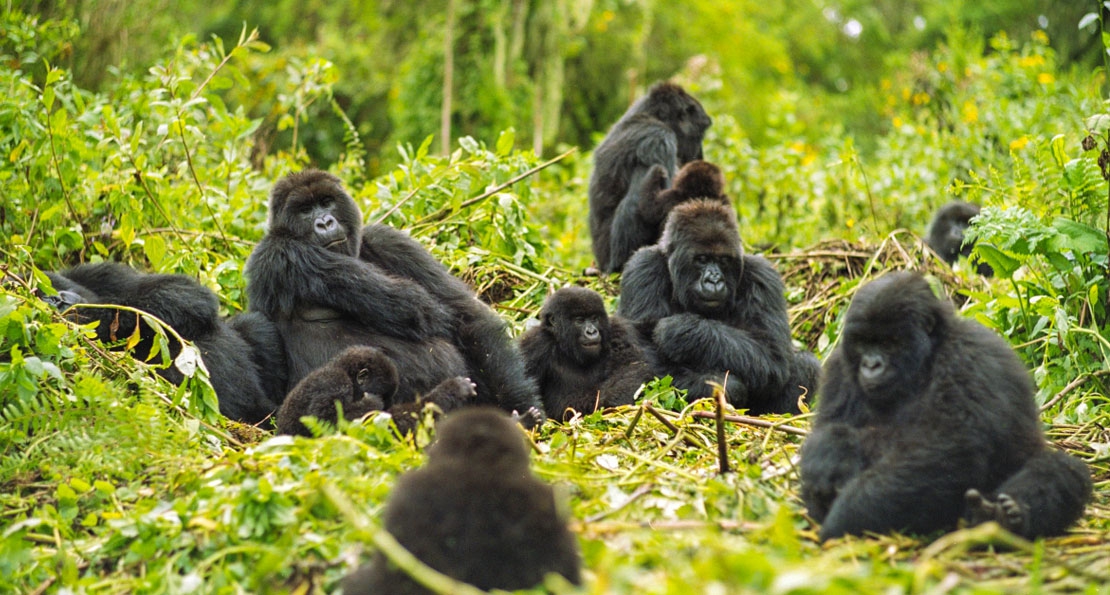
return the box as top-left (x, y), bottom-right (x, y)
top-left (427, 406), bottom-right (532, 473)
top-left (670, 160), bottom-right (725, 200)
top-left (539, 286), bottom-right (611, 366)
top-left (268, 170), bottom-right (362, 257)
top-left (660, 199), bottom-right (744, 316)
top-left (333, 345), bottom-right (400, 410)
top-left (837, 272), bottom-right (943, 410)
top-left (629, 82), bottom-right (713, 163)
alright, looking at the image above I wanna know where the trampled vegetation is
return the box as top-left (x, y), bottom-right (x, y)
top-left (1, 3), bottom-right (1109, 593)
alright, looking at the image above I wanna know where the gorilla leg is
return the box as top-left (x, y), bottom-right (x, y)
top-left (965, 448), bottom-right (1091, 538)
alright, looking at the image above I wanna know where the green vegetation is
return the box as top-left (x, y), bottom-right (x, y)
top-left (1, 2), bottom-right (1108, 593)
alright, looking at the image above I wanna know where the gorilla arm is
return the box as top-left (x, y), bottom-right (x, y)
top-left (361, 224), bottom-right (544, 421)
top-left (594, 319), bottom-right (655, 407)
top-left (616, 246), bottom-right (676, 337)
top-left (607, 122), bottom-right (680, 272)
top-left (246, 233), bottom-right (451, 341)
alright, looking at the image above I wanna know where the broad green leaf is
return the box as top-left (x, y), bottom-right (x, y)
top-left (974, 244), bottom-right (1021, 278)
top-left (1050, 218), bottom-right (1106, 254)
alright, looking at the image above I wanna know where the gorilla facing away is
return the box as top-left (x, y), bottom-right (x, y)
top-left (244, 170), bottom-right (543, 426)
top-left (800, 271), bottom-right (1090, 541)
top-left (618, 200), bottom-right (819, 414)
top-left (340, 407), bottom-right (581, 595)
top-left (588, 82), bottom-right (713, 273)
top-left (276, 346), bottom-right (475, 437)
top-left (43, 262), bottom-right (285, 425)
top-left (519, 286), bottom-right (655, 421)
top-left (926, 201), bottom-right (993, 277)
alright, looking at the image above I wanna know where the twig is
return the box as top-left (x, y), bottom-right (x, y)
top-left (414, 148), bottom-right (576, 226)
top-left (585, 483), bottom-right (654, 523)
top-left (714, 378), bottom-right (730, 475)
top-left (644, 404), bottom-right (704, 449)
top-left (689, 411), bottom-right (808, 436)
top-left (1040, 370), bottom-right (1110, 412)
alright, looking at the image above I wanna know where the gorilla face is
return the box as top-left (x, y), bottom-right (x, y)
top-left (671, 250), bottom-right (741, 317)
top-left (543, 288), bottom-right (612, 366)
top-left (269, 170), bottom-right (362, 257)
top-left (839, 273), bottom-right (941, 408)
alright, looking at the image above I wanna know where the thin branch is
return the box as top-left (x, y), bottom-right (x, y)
top-left (688, 411), bottom-right (808, 436)
top-left (644, 404), bottom-right (704, 449)
top-left (1040, 370), bottom-right (1110, 412)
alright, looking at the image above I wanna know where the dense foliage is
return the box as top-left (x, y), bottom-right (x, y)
top-left (1, 3), bottom-right (1108, 594)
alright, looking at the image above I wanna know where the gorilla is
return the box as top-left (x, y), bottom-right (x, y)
top-left (244, 170), bottom-right (543, 426)
top-left (926, 201), bottom-right (993, 276)
top-left (519, 286), bottom-right (655, 421)
top-left (618, 200), bottom-right (819, 414)
top-left (340, 407), bottom-right (581, 595)
top-left (588, 82), bottom-right (713, 273)
top-left (275, 346), bottom-right (475, 437)
top-left (800, 271), bottom-right (1091, 541)
top-left (43, 262), bottom-right (285, 424)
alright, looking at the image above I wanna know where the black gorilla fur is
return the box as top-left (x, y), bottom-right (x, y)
top-left (519, 286), bottom-right (655, 421)
top-left (588, 82), bottom-right (712, 273)
top-left (926, 201), bottom-right (993, 276)
top-left (340, 407), bottom-right (581, 594)
top-left (275, 346), bottom-right (475, 436)
top-left (617, 200), bottom-right (819, 413)
top-left (800, 271), bottom-right (1091, 541)
top-left (44, 262), bottom-right (285, 424)
top-left (244, 170), bottom-right (543, 426)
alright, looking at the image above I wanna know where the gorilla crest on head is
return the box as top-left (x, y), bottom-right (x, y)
top-left (661, 199), bottom-right (744, 315)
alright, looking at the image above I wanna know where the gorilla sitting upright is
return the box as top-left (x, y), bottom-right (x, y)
top-left (519, 286), bottom-right (655, 421)
top-left (588, 82), bottom-right (713, 273)
top-left (800, 271), bottom-right (1090, 541)
top-left (618, 200), bottom-right (818, 414)
top-left (244, 170), bottom-right (543, 426)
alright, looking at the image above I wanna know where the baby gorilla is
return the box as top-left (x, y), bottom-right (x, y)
top-left (276, 346), bottom-right (475, 437)
top-left (519, 286), bottom-right (655, 421)
top-left (800, 271), bottom-right (1091, 541)
top-left (341, 408), bottom-right (581, 594)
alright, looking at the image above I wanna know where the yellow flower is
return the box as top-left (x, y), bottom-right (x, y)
top-left (1037, 72), bottom-right (1055, 85)
top-left (1019, 55), bottom-right (1045, 69)
top-left (938, 62), bottom-right (948, 73)
top-left (961, 101), bottom-right (978, 124)
top-left (893, 116), bottom-right (904, 128)
top-left (846, 218), bottom-right (856, 229)
top-left (1010, 135), bottom-right (1030, 151)
top-left (912, 91), bottom-right (930, 105)
top-left (1032, 30), bottom-right (1049, 45)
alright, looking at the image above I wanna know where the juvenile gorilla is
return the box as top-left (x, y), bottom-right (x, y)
top-left (618, 200), bottom-right (819, 413)
top-left (340, 408), bottom-right (581, 595)
top-left (276, 346), bottom-right (475, 436)
top-left (44, 262), bottom-right (285, 424)
top-left (244, 170), bottom-right (542, 425)
top-left (926, 201), bottom-right (993, 276)
top-left (588, 82), bottom-right (713, 272)
top-left (800, 271), bottom-right (1091, 541)
top-left (519, 287), bottom-right (655, 421)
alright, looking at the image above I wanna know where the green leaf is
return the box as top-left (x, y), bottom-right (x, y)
top-left (1050, 218), bottom-right (1106, 254)
top-left (1048, 134), bottom-right (1068, 169)
top-left (144, 234), bottom-right (166, 269)
top-left (495, 129), bottom-right (515, 156)
top-left (974, 244), bottom-right (1021, 278)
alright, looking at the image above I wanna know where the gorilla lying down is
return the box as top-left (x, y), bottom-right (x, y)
top-left (42, 262), bottom-right (285, 425)
top-left (800, 271), bottom-right (1090, 541)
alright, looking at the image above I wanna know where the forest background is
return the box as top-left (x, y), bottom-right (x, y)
top-left (2, 0), bottom-right (1110, 593)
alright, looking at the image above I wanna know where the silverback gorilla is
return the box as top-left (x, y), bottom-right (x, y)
top-left (618, 200), bottom-right (819, 413)
top-left (519, 286), bottom-right (655, 421)
top-left (340, 408), bottom-right (581, 594)
top-left (275, 345), bottom-right (475, 436)
top-left (244, 170), bottom-right (543, 426)
top-left (588, 82), bottom-right (712, 273)
top-left (926, 201), bottom-right (993, 277)
top-left (43, 262), bottom-right (285, 424)
top-left (800, 271), bottom-right (1090, 541)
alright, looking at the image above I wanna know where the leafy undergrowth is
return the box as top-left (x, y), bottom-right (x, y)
top-left (3, 247), bottom-right (1109, 595)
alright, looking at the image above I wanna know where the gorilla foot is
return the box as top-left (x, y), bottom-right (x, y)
top-left (965, 489), bottom-right (1025, 533)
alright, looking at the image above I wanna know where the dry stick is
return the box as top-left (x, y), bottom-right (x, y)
top-left (688, 411), bottom-right (808, 437)
top-left (585, 483), bottom-right (654, 523)
top-left (715, 377), bottom-right (730, 475)
top-left (1040, 369), bottom-right (1110, 412)
top-left (644, 404), bottom-right (704, 449)
top-left (321, 483), bottom-right (486, 595)
top-left (414, 147), bottom-right (577, 226)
